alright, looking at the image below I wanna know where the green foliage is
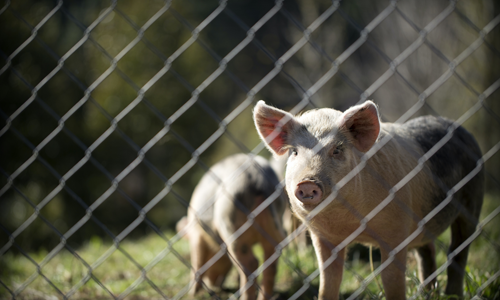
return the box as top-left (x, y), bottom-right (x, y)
top-left (1, 227), bottom-right (499, 299)
top-left (2, 191), bottom-right (499, 300)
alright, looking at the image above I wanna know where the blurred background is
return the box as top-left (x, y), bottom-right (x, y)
top-left (0, 0), bottom-right (499, 274)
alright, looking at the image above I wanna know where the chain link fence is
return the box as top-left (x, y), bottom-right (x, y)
top-left (1, 0), bottom-right (499, 299)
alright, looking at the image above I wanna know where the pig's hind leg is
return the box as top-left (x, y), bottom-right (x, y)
top-left (257, 211), bottom-right (285, 300)
top-left (445, 213), bottom-right (477, 298)
top-left (205, 253), bottom-right (232, 290)
top-left (445, 179), bottom-right (483, 298)
top-left (190, 231), bottom-right (232, 294)
top-left (415, 242), bottom-right (437, 290)
top-left (227, 238), bottom-right (259, 300)
top-left (189, 230), bottom-right (210, 295)
top-left (217, 219), bottom-right (259, 300)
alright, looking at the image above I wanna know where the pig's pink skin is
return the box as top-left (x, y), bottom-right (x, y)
top-left (181, 153), bottom-right (286, 300)
top-left (254, 100), bottom-right (484, 300)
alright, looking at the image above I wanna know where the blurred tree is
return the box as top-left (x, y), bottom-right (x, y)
top-left (0, 0), bottom-right (498, 252)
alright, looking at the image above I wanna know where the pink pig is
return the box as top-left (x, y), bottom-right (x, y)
top-left (254, 100), bottom-right (483, 299)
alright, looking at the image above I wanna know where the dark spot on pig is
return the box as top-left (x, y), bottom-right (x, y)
top-left (403, 116), bottom-right (480, 186)
top-left (403, 116), bottom-right (482, 224)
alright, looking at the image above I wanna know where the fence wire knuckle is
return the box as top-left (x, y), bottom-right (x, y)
top-left (1, 0), bottom-right (499, 299)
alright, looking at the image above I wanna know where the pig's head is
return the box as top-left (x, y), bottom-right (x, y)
top-left (253, 100), bottom-right (380, 215)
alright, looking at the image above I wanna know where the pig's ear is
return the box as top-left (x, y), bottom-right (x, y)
top-left (253, 100), bottom-right (298, 156)
top-left (339, 101), bottom-right (380, 152)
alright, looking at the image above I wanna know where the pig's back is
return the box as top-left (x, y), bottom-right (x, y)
top-left (189, 154), bottom-right (282, 227)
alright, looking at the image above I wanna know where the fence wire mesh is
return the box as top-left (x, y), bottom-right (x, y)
top-left (1, 0), bottom-right (499, 299)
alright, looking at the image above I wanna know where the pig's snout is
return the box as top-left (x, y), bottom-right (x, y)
top-left (295, 180), bottom-right (323, 205)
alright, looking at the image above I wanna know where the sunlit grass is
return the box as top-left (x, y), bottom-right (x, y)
top-left (1, 195), bottom-right (499, 299)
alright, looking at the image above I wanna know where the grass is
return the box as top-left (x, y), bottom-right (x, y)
top-left (1, 195), bottom-right (499, 300)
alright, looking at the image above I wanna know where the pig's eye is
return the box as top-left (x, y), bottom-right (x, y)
top-left (330, 145), bottom-right (342, 157)
top-left (291, 149), bottom-right (298, 156)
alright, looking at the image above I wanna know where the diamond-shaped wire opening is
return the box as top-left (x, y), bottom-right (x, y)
top-left (31, 247), bottom-right (89, 295)
top-left (0, 132), bottom-right (33, 177)
top-left (15, 275), bottom-right (63, 299)
top-left (116, 43), bottom-right (167, 89)
top-left (396, 0), bottom-right (450, 30)
top-left (0, 10), bottom-right (33, 54)
top-left (92, 11), bottom-right (141, 58)
top-left (0, 73), bottom-right (32, 117)
top-left (144, 245), bottom-right (192, 297)
top-left (9, 103), bottom-right (58, 149)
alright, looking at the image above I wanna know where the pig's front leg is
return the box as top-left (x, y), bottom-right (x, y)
top-left (379, 245), bottom-right (408, 300)
top-left (310, 232), bottom-right (345, 300)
